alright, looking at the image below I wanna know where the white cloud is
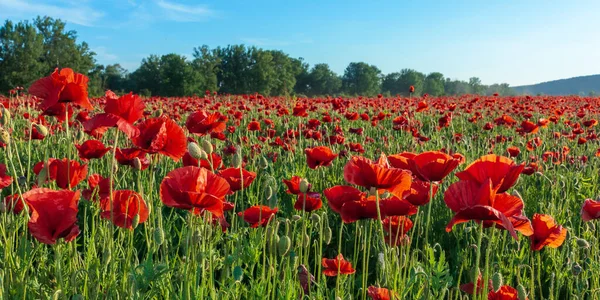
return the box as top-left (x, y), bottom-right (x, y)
top-left (155, 0), bottom-right (214, 22)
top-left (0, 0), bottom-right (104, 27)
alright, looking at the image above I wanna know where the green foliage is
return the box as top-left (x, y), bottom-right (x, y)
top-left (382, 69), bottom-right (426, 96)
top-left (342, 62), bottom-right (382, 96)
top-left (424, 72), bottom-right (445, 96)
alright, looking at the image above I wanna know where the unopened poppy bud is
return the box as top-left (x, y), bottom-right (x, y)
top-left (265, 186), bottom-right (273, 200)
top-left (187, 142), bottom-right (205, 160)
top-left (572, 262), bottom-right (582, 276)
top-left (324, 227), bottom-right (332, 245)
top-left (299, 179), bottom-right (310, 193)
top-left (33, 124), bottom-right (48, 138)
top-left (492, 272), bottom-right (503, 292)
top-left (0, 201), bottom-right (6, 213)
top-left (0, 128), bottom-right (10, 144)
top-left (76, 130), bottom-right (85, 141)
top-left (37, 166), bottom-right (48, 186)
top-left (153, 227), bottom-right (165, 246)
top-left (132, 157), bottom-right (142, 170)
top-left (278, 236), bottom-right (291, 256)
top-left (232, 153), bottom-right (242, 168)
top-left (292, 215), bottom-right (301, 221)
top-left (517, 284), bottom-right (527, 300)
top-left (112, 160), bottom-right (119, 173)
top-left (258, 156), bottom-right (269, 169)
top-left (153, 109), bottom-right (163, 118)
top-left (576, 238), bottom-right (590, 249)
top-left (102, 248), bottom-right (112, 265)
top-left (310, 213), bottom-right (320, 224)
top-left (233, 266), bottom-right (244, 282)
top-left (201, 140), bottom-right (213, 154)
top-left (303, 233), bottom-right (310, 247)
top-left (132, 214), bottom-right (140, 229)
top-left (0, 107), bottom-right (10, 126)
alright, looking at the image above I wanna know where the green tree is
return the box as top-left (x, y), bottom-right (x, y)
top-left (423, 72), bottom-right (445, 96)
top-left (342, 62), bottom-right (381, 96)
top-left (304, 63), bottom-right (342, 96)
top-left (130, 55), bottom-right (161, 96)
top-left (192, 45), bottom-right (221, 93)
top-left (381, 69), bottom-right (425, 96)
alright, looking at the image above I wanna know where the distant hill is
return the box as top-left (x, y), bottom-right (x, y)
top-left (512, 74), bottom-right (600, 96)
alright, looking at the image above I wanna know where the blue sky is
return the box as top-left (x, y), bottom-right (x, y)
top-left (1, 0), bottom-right (599, 86)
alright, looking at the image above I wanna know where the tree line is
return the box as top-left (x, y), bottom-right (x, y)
top-left (1, 16), bottom-right (515, 97)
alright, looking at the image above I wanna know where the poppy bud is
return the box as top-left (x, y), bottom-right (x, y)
top-left (153, 109), bottom-right (163, 118)
top-left (299, 179), bottom-right (310, 193)
top-left (292, 215), bottom-right (301, 221)
top-left (0, 107), bottom-right (10, 126)
top-left (324, 227), bottom-right (332, 245)
top-left (37, 166), bottom-right (48, 186)
top-left (0, 128), bottom-right (10, 144)
top-left (265, 186), bottom-right (273, 201)
top-left (232, 153), bottom-right (242, 168)
top-left (377, 252), bottom-right (385, 272)
top-left (0, 201), bottom-right (6, 213)
top-left (132, 157), bottom-right (142, 170)
top-left (187, 142), bottom-right (205, 160)
top-left (491, 272), bottom-right (503, 291)
top-left (76, 129), bottom-right (85, 141)
top-left (517, 284), bottom-right (527, 300)
top-left (153, 227), bottom-right (165, 246)
top-left (233, 266), bottom-right (244, 282)
top-left (572, 262), bottom-right (582, 276)
top-left (303, 233), bottom-right (310, 247)
top-left (278, 236), bottom-right (291, 256)
top-left (103, 248), bottom-right (112, 265)
top-left (576, 238), bottom-right (590, 249)
top-left (258, 156), bottom-right (269, 169)
top-left (201, 140), bottom-right (213, 154)
top-left (310, 213), bottom-right (320, 224)
top-left (131, 214), bottom-right (140, 229)
top-left (112, 160), bottom-right (119, 173)
top-left (34, 123), bottom-right (49, 137)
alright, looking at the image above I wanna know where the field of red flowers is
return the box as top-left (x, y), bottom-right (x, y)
top-left (2, 68), bottom-right (600, 299)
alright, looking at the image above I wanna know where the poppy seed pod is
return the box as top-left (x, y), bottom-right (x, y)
top-left (492, 272), bottom-right (503, 292)
top-left (576, 238), bottom-right (590, 249)
top-left (34, 123), bottom-right (49, 137)
top-left (258, 156), bottom-right (269, 169)
top-left (299, 179), bottom-right (310, 193)
top-left (188, 142), bottom-right (205, 160)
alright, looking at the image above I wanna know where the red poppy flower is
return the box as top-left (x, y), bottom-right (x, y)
top-left (488, 285), bottom-right (521, 300)
top-left (409, 85), bottom-right (415, 93)
top-left (82, 173), bottom-right (111, 201)
top-left (83, 92), bottom-right (144, 139)
top-left (247, 121), bottom-right (261, 131)
top-left (404, 179), bottom-right (438, 206)
top-left (305, 146), bottom-right (338, 169)
top-left (343, 154), bottom-right (412, 199)
top-left (323, 185), bottom-right (364, 214)
top-left (444, 179), bottom-right (520, 240)
top-left (455, 154), bottom-right (524, 193)
top-left (114, 148), bottom-right (150, 170)
top-left (47, 158), bottom-right (88, 189)
top-left (186, 110), bottom-right (227, 136)
top-left (387, 152), bottom-right (416, 170)
top-left (506, 146), bottom-right (520, 157)
top-left (182, 152), bottom-right (223, 170)
top-left (283, 175), bottom-right (306, 195)
top-left (460, 274), bottom-right (492, 295)
top-left (133, 117), bottom-right (186, 161)
top-left (28, 68), bottom-right (92, 111)
top-left (530, 213), bottom-right (567, 251)
top-left (100, 190), bottom-right (149, 229)
top-left (581, 198), bottom-right (600, 221)
top-left (218, 167), bottom-right (257, 192)
top-left (368, 286), bottom-right (394, 300)
top-left (25, 188), bottom-right (80, 244)
top-left (0, 163), bottom-right (12, 189)
top-left (409, 151), bottom-right (461, 182)
top-left (75, 140), bottom-right (111, 161)
top-left (160, 166), bottom-right (230, 217)
top-left (4, 193), bottom-right (30, 214)
top-left (294, 192), bottom-right (322, 212)
top-left (322, 254), bottom-right (355, 276)
top-left (237, 205), bottom-right (278, 228)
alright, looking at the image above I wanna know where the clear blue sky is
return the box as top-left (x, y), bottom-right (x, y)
top-left (1, 0), bottom-right (599, 86)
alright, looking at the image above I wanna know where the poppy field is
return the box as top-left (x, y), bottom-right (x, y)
top-left (2, 68), bottom-right (600, 300)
